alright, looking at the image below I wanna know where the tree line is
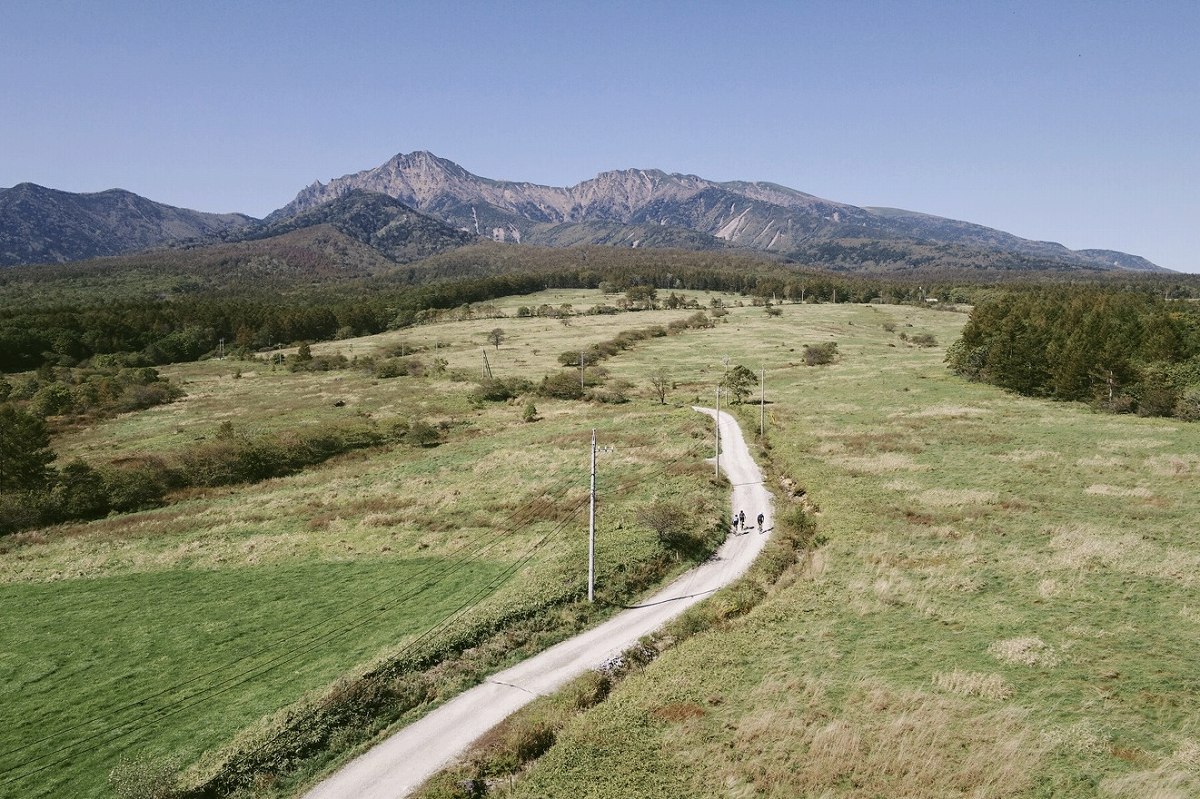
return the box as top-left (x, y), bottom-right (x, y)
top-left (5, 242), bottom-right (1200, 377)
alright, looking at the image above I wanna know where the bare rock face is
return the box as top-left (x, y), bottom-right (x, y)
top-left (267, 151), bottom-right (1169, 272)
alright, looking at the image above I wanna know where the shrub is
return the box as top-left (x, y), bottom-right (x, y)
top-left (406, 420), bottom-right (441, 448)
top-left (471, 377), bottom-right (532, 403)
top-left (53, 460), bottom-right (110, 520)
top-left (909, 332), bottom-right (937, 347)
top-left (289, 353), bottom-right (349, 372)
top-left (30, 383), bottom-right (74, 416)
top-left (0, 491), bottom-right (46, 535)
top-left (101, 464), bottom-right (169, 512)
top-left (644, 501), bottom-right (700, 558)
top-left (374, 358), bottom-right (409, 379)
top-left (803, 342), bottom-right (839, 366)
top-left (1175, 386), bottom-right (1200, 421)
top-left (538, 371), bottom-right (584, 400)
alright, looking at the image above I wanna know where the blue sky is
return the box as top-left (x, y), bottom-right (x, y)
top-left (2, 0), bottom-right (1197, 271)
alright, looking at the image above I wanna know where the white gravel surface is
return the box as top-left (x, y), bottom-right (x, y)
top-left (302, 407), bottom-right (773, 799)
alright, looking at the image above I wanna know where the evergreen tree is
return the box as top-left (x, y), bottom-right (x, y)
top-left (0, 404), bottom-right (55, 492)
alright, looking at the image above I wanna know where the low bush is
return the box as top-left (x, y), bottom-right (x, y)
top-left (471, 377), bottom-right (533, 403)
top-left (803, 342), bottom-right (839, 366)
top-left (538, 371), bottom-right (584, 400)
top-left (908, 332), bottom-right (937, 347)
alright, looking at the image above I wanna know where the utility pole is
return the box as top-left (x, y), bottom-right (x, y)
top-left (481, 348), bottom-right (493, 379)
top-left (219, 338), bottom-right (224, 360)
top-left (760, 365), bottom-right (765, 437)
top-left (589, 429), bottom-right (597, 603)
top-left (579, 352), bottom-right (586, 391)
top-left (715, 385), bottom-right (721, 480)
top-left (587, 430), bottom-right (613, 603)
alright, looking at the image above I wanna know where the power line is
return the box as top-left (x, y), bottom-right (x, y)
top-left (0, 443), bottom-right (704, 787)
top-left (0, 487), bottom-right (590, 787)
top-left (0, 468), bottom-right (586, 770)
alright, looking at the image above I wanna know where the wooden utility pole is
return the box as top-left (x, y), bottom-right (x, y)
top-left (482, 349), bottom-right (493, 379)
top-left (589, 429), bottom-right (596, 603)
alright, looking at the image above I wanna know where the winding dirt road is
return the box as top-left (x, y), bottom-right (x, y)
top-left (302, 408), bottom-right (773, 799)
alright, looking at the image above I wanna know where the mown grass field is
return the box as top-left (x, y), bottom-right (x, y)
top-left (483, 299), bottom-right (1200, 798)
top-left (0, 293), bottom-right (731, 798)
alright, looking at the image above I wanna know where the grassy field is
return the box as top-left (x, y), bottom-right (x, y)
top-left (0, 295), bottom-right (731, 798)
top-left (10, 291), bottom-right (1197, 798)
top-left (475, 299), bottom-right (1200, 798)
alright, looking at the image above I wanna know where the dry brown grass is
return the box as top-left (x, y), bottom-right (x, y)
top-left (912, 487), bottom-right (998, 507)
top-left (932, 669), bottom-right (1014, 700)
top-left (1085, 483), bottom-right (1155, 498)
top-left (827, 453), bottom-right (926, 474)
top-left (1076, 454), bottom-right (1128, 468)
top-left (988, 637), bottom-right (1061, 668)
top-left (1045, 524), bottom-right (1200, 584)
top-left (1145, 454), bottom-right (1200, 476)
top-left (999, 448), bottom-right (1061, 463)
top-left (906, 403), bottom-right (992, 419)
top-left (722, 683), bottom-right (1045, 799)
top-left (1099, 738), bottom-right (1200, 799)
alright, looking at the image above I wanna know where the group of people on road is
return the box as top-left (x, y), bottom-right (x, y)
top-left (733, 509), bottom-right (766, 534)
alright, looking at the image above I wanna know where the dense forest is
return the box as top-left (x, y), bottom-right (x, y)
top-left (946, 288), bottom-right (1200, 418)
top-left (6, 243), bottom-right (1198, 375)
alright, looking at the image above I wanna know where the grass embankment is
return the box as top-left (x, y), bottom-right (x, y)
top-left (0, 298), bottom-right (729, 798)
top-left (474, 301), bottom-right (1200, 798)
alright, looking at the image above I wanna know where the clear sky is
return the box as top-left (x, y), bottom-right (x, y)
top-left (2, 0), bottom-right (1197, 271)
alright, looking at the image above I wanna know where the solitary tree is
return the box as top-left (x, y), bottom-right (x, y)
top-left (722, 365), bottom-right (756, 404)
top-left (487, 328), bottom-right (506, 349)
top-left (649, 365), bottom-right (672, 405)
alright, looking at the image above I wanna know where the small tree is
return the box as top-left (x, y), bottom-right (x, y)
top-left (648, 366), bottom-right (672, 405)
top-left (644, 501), bottom-right (698, 559)
top-left (522, 401), bottom-right (538, 422)
top-left (487, 328), bottom-right (506, 350)
top-left (722, 365), bottom-right (756, 404)
top-left (625, 285), bottom-right (657, 310)
top-left (0, 404), bottom-right (55, 492)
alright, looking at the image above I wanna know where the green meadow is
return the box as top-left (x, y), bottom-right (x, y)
top-left (469, 298), bottom-right (1200, 799)
top-left (0, 294), bottom-right (731, 798)
top-left (6, 291), bottom-right (1198, 799)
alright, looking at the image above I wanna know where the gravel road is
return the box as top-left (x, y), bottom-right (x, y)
top-left (302, 407), bottom-right (773, 799)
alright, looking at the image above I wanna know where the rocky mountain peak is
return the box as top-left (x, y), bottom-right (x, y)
top-left (263, 151), bottom-right (1168, 273)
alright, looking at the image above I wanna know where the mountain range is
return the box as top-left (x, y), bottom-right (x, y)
top-left (0, 182), bottom-right (253, 267)
top-left (0, 152), bottom-right (1170, 273)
